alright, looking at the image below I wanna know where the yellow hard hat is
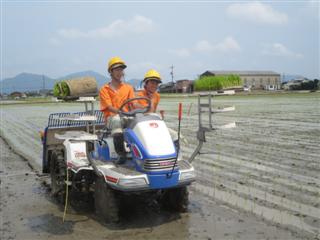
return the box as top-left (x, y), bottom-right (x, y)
top-left (143, 69), bottom-right (162, 83)
top-left (108, 56), bottom-right (127, 72)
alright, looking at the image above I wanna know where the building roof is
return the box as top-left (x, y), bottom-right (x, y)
top-left (176, 79), bottom-right (192, 82)
top-left (10, 91), bottom-right (23, 96)
top-left (202, 70), bottom-right (280, 76)
top-left (159, 82), bottom-right (175, 88)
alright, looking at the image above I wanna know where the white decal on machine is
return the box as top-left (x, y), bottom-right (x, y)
top-left (74, 150), bottom-right (86, 159)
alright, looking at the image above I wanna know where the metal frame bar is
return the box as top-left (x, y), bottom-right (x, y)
top-left (189, 93), bottom-right (235, 162)
top-left (47, 110), bottom-right (104, 129)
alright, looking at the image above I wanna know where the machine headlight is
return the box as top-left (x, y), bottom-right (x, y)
top-left (180, 171), bottom-right (196, 181)
top-left (118, 178), bottom-right (147, 187)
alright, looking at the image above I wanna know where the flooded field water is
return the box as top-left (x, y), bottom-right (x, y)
top-left (1, 92), bottom-right (319, 237)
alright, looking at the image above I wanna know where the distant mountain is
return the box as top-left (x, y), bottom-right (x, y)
top-left (0, 73), bottom-right (55, 93)
top-left (2, 71), bottom-right (311, 94)
top-left (126, 78), bottom-right (143, 90)
top-left (0, 71), bottom-right (146, 94)
top-left (57, 70), bottom-right (108, 88)
top-left (0, 71), bottom-right (109, 94)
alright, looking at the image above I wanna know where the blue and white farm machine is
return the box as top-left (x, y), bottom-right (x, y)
top-left (41, 93), bottom-right (235, 222)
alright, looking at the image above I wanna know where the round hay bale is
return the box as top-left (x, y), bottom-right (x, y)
top-left (64, 77), bottom-right (98, 97)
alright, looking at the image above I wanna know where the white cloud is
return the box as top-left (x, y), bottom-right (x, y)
top-left (130, 61), bottom-right (161, 70)
top-left (195, 37), bottom-right (241, 53)
top-left (261, 43), bottom-right (303, 58)
top-left (128, 61), bottom-right (165, 78)
top-left (169, 37), bottom-right (241, 58)
top-left (214, 37), bottom-right (241, 52)
top-left (58, 28), bottom-right (85, 38)
top-left (227, 2), bottom-right (288, 25)
top-left (58, 15), bottom-right (154, 39)
top-left (301, 1), bottom-right (320, 20)
top-left (169, 48), bottom-right (191, 57)
top-left (195, 40), bottom-right (214, 52)
top-left (49, 38), bottom-right (61, 46)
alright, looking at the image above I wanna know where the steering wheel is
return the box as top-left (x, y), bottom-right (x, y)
top-left (118, 97), bottom-right (151, 117)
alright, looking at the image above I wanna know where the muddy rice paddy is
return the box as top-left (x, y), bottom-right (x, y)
top-left (1, 92), bottom-right (319, 239)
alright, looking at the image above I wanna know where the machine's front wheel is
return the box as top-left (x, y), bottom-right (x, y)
top-left (50, 150), bottom-right (66, 203)
top-left (160, 186), bottom-right (189, 212)
top-left (94, 176), bottom-right (120, 223)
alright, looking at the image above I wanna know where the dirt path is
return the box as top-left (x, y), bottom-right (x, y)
top-left (0, 137), bottom-right (311, 240)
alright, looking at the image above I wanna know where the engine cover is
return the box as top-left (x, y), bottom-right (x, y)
top-left (132, 119), bottom-right (175, 157)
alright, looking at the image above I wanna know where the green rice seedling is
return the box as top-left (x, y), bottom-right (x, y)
top-left (53, 81), bottom-right (70, 97)
top-left (53, 82), bottom-right (61, 97)
top-left (194, 75), bottom-right (242, 91)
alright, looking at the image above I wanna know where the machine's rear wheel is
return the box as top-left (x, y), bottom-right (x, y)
top-left (160, 186), bottom-right (189, 212)
top-left (94, 176), bottom-right (120, 223)
top-left (50, 150), bottom-right (66, 203)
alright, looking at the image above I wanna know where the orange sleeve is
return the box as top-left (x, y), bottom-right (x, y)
top-left (136, 90), bottom-right (143, 98)
top-left (136, 91), bottom-right (141, 97)
top-left (99, 85), bottom-right (112, 111)
top-left (136, 90), bottom-right (148, 107)
top-left (153, 93), bottom-right (160, 112)
top-left (128, 85), bottom-right (135, 99)
top-left (124, 85), bottom-right (135, 111)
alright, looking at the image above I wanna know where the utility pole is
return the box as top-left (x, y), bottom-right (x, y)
top-left (170, 65), bottom-right (174, 93)
top-left (170, 65), bottom-right (174, 83)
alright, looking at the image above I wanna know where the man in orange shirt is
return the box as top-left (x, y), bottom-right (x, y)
top-left (99, 56), bottom-right (134, 162)
top-left (137, 69), bottom-right (182, 145)
top-left (136, 69), bottom-right (162, 113)
top-left (100, 56), bottom-right (134, 121)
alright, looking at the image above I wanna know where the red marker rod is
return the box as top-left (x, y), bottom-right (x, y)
top-left (178, 103), bottom-right (182, 121)
top-left (168, 103), bottom-right (182, 178)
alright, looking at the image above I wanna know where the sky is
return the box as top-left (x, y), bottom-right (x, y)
top-left (1, 1), bottom-right (319, 82)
